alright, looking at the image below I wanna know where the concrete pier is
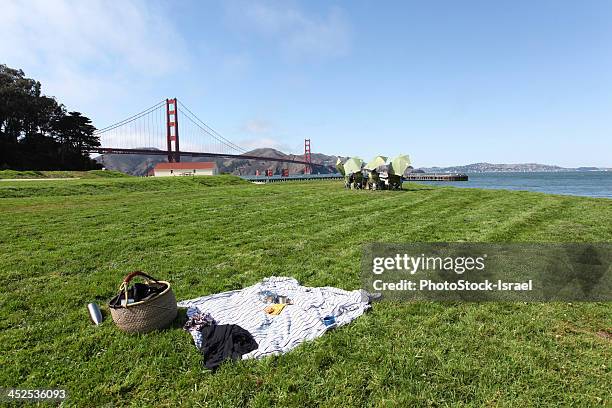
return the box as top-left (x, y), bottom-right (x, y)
top-left (404, 173), bottom-right (468, 181)
top-left (241, 173), bottom-right (468, 183)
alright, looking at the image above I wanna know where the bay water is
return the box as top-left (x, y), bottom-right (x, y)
top-left (414, 171), bottom-right (611, 198)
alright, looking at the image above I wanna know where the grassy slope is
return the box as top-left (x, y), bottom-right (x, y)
top-left (0, 169), bottom-right (130, 179)
top-left (0, 178), bottom-right (610, 407)
top-left (0, 174), bottom-right (249, 198)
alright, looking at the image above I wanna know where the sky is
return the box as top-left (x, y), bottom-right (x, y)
top-left (1, 0), bottom-right (611, 167)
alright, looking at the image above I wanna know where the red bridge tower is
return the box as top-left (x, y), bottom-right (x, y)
top-left (166, 98), bottom-right (180, 162)
top-left (304, 138), bottom-right (312, 174)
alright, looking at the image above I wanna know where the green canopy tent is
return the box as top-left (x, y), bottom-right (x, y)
top-left (364, 155), bottom-right (389, 172)
top-left (343, 157), bottom-right (365, 189)
top-left (336, 157), bottom-right (345, 176)
top-left (390, 154), bottom-right (411, 176)
top-left (343, 157), bottom-right (364, 175)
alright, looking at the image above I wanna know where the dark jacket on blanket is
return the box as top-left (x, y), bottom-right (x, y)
top-left (199, 324), bottom-right (258, 370)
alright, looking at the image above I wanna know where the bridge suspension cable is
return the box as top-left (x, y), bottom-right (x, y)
top-left (177, 100), bottom-right (247, 154)
top-left (91, 98), bottom-right (313, 168)
top-left (94, 98), bottom-right (247, 156)
top-left (94, 100), bottom-right (165, 134)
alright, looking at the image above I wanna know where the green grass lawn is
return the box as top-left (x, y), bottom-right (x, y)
top-left (0, 177), bottom-right (610, 407)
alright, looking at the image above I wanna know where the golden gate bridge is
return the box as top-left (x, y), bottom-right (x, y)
top-left (91, 98), bottom-right (315, 173)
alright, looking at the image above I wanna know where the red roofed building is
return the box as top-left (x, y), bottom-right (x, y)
top-left (153, 162), bottom-right (218, 177)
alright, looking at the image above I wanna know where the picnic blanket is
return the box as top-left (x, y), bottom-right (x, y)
top-left (178, 276), bottom-right (370, 359)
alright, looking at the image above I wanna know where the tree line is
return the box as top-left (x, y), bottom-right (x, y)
top-left (0, 64), bottom-right (101, 170)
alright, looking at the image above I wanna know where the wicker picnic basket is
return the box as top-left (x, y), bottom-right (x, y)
top-left (109, 271), bottom-right (177, 333)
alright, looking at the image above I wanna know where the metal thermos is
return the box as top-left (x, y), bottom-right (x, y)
top-left (87, 303), bottom-right (103, 325)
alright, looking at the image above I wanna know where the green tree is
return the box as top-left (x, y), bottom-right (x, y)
top-left (0, 64), bottom-right (100, 170)
top-left (53, 111), bottom-right (99, 155)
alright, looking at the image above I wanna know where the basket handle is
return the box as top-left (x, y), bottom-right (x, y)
top-left (115, 271), bottom-right (161, 308)
top-left (123, 271), bottom-right (160, 284)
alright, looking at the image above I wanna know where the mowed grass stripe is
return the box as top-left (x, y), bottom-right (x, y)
top-left (0, 176), bottom-right (610, 407)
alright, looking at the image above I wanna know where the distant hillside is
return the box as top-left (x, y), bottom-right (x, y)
top-left (96, 148), bottom-right (341, 176)
top-left (96, 152), bottom-right (609, 176)
top-left (417, 162), bottom-right (610, 173)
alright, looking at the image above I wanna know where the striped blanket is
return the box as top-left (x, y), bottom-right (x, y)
top-left (178, 276), bottom-right (370, 359)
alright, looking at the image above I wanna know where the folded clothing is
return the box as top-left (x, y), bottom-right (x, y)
top-left (199, 324), bottom-right (258, 370)
top-left (178, 276), bottom-right (370, 359)
top-left (183, 311), bottom-right (216, 332)
top-left (109, 282), bottom-right (167, 307)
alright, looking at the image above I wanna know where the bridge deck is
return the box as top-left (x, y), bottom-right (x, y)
top-left (91, 148), bottom-right (315, 166)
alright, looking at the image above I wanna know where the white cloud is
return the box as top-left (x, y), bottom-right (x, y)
top-left (226, 1), bottom-right (351, 60)
top-left (0, 0), bottom-right (186, 111)
top-left (238, 137), bottom-right (291, 152)
top-left (242, 119), bottom-right (273, 134)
